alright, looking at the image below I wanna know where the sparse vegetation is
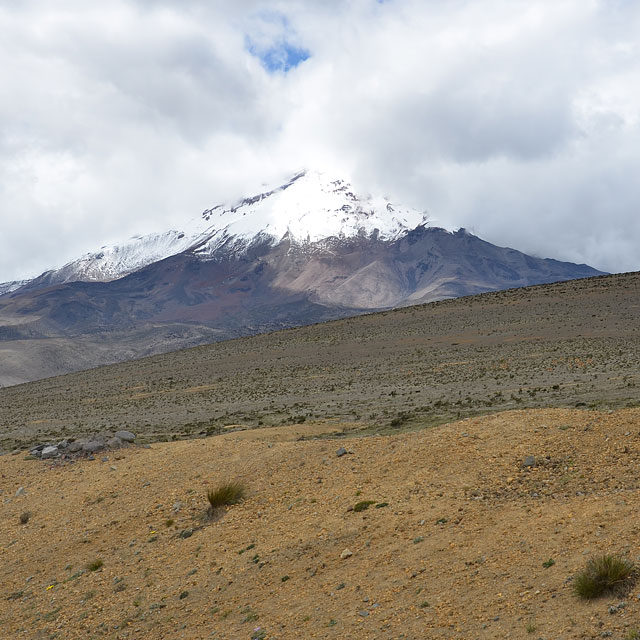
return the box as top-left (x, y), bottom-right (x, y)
top-left (3, 271), bottom-right (639, 450)
top-left (86, 559), bottom-right (103, 572)
top-left (542, 558), bottom-right (555, 568)
top-left (573, 554), bottom-right (635, 599)
top-left (206, 481), bottom-right (246, 512)
top-left (353, 500), bottom-right (376, 512)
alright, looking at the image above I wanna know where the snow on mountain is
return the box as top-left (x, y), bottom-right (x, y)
top-left (15, 170), bottom-right (433, 288)
top-left (39, 228), bottom-right (211, 285)
top-left (193, 170), bottom-right (431, 257)
top-left (0, 280), bottom-right (28, 296)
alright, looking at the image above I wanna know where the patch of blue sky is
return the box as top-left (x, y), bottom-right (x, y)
top-left (245, 11), bottom-right (310, 73)
top-left (256, 42), bottom-right (310, 72)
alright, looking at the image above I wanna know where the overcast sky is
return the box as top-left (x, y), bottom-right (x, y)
top-left (1, 0), bottom-right (639, 281)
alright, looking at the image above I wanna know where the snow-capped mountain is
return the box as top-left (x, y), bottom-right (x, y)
top-left (193, 170), bottom-right (430, 258)
top-left (0, 169), bottom-right (606, 387)
top-left (7, 170), bottom-right (431, 291)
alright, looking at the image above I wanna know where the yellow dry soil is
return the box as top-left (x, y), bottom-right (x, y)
top-left (2, 409), bottom-right (640, 640)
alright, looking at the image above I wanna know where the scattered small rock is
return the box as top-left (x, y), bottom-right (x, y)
top-left (336, 447), bottom-right (347, 457)
top-left (522, 455), bottom-right (536, 468)
top-left (340, 549), bottom-right (353, 559)
top-left (15, 487), bottom-right (26, 498)
top-left (115, 430), bottom-right (136, 443)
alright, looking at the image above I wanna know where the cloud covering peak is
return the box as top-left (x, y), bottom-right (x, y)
top-left (1, 0), bottom-right (639, 281)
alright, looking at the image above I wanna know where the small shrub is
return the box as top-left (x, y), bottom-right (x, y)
top-left (542, 558), bottom-right (555, 568)
top-left (86, 559), bottom-right (103, 572)
top-left (573, 554), bottom-right (635, 599)
top-left (353, 500), bottom-right (376, 513)
top-left (207, 481), bottom-right (246, 511)
top-left (242, 606), bottom-right (258, 623)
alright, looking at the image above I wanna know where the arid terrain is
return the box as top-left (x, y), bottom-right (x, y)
top-left (0, 271), bottom-right (639, 451)
top-left (1, 271), bottom-right (640, 639)
top-left (1, 409), bottom-right (640, 639)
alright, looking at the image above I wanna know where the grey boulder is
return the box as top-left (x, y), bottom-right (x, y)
top-left (115, 430), bottom-right (136, 443)
top-left (41, 445), bottom-right (59, 459)
top-left (82, 441), bottom-right (104, 453)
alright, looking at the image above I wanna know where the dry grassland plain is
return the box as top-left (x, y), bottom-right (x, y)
top-left (1, 272), bottom-right (640, 639)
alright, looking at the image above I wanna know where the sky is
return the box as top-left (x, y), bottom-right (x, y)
top-left (1, 0), bottom-right (639, 281)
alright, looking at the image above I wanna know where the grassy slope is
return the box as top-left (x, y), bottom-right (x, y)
top-left (1, 271), bottom-right (639, 449)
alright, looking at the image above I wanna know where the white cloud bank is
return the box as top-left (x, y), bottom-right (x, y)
top-left (1, 0), bottom-right (639, 280)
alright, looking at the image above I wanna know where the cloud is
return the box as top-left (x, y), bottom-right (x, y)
top-left (0, 0), bottom-right (639, 280)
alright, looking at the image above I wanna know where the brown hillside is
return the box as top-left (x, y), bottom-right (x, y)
top-left (1, 271), bottom-right (640, 451)
top-left (2, 408), bottom-right (640, 639)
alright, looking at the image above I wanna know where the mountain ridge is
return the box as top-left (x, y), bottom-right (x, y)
top-left (3, 170), bottom-right (432, 293)
top-left (0, 170), bottom-right (605, 386)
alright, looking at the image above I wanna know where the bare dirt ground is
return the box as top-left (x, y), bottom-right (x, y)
top-left (1, 272), bottom-right (640, 451)
top-left (2, 408), bottom-right (640, 640)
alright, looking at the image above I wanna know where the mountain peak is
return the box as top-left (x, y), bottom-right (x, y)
top-left (194, 169), bottom-right (431, 257)
top-left (2, 170), bottom-right (432, 291)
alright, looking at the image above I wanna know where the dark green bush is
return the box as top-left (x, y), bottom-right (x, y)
top-left (353, 500), bottom-right (376, 512)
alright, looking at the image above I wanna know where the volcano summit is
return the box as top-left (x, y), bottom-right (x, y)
top-left (0, 170), bottom-right (603, 385)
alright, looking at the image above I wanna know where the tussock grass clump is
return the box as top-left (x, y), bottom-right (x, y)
top-left (86, 559), bottom-right (103, 572)
top-left (207, 481), bottom-right (246, 511)
top-left (573, 554), bottom-right (635, 599)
